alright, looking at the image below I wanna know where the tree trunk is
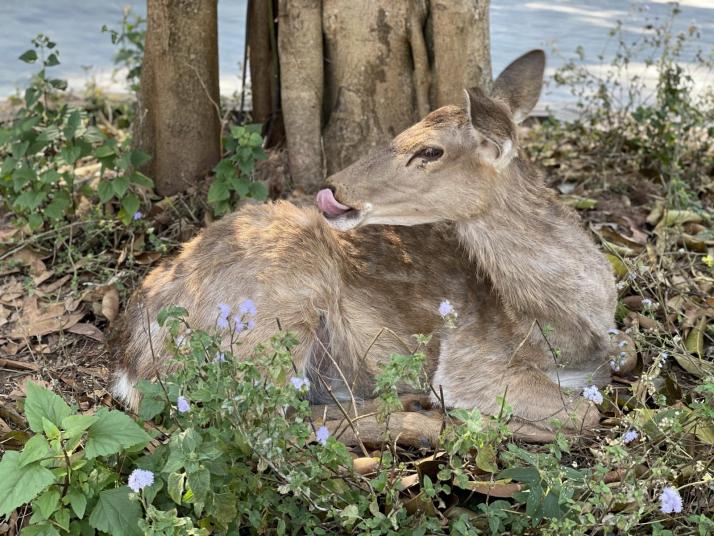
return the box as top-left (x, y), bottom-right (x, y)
top-left (134, 0), bottom-right (221, 196)
top-left (277, 0), bottom-right (324, 191)
top-left (277, 0), bottom-right (491, 191)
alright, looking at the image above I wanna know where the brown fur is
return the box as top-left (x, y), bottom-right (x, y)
top-left (111, 50), bottom-right (630, 432)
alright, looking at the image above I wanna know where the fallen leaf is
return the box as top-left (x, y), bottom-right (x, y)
top-left (7, 297), bottom-right (85, 339)
top-left (673, 352), bottom-right (714, 378)
top-left (37, 274), bottom-right (72, 296)
top-left (6, 248), bottom-right (46, 275)
top-left (605, 254), bottom-right (629, 278)
top-left (101, 287), bottom-right (120, 321)
top-left (134, 251), bottom-right (161, 265)
top-left (659, 209), bottom-right (703, 227)
top-left (684, 317), bottom-right (707, 357)
top-left (562, 195), bottom-right (598, 210)
top-left (67, 323), bottom-right (105, 342)
top-left (458, 479), bottom-right (523, 497)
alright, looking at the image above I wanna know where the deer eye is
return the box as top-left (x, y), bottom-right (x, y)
top-left (408, 146), bottom-right (444, 166)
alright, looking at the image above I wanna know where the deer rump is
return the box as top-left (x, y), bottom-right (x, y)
top-left (109, 203), bottom-right (479, 408)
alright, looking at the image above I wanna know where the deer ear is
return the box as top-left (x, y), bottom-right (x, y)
top-left (491, 49), bottom-right (545, 123)
top-left (461, 88), bottom-right (472, 118)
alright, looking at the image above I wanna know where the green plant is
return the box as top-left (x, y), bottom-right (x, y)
top-left (0, 35), bottom-right (154, 229)
top-left (102, 7), bottom-right (146, 92)
top-left (0, 382), bottom-right (151, 535)
top-left (207, 124), bottom-right (268, 215)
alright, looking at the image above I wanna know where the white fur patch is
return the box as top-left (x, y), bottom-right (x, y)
top-left (547, 370), bottom-right (596, 389)
top-left (112, 371), bottom-right (135, 404)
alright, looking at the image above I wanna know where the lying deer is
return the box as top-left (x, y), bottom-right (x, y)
top-left (111, 50), bottom-right (633, 435)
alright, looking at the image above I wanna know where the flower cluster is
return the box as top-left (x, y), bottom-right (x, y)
top-left (316, 425), bottom-right (330, 445)
top-left (582, 385), bottom-right (603, 404)
top-left (290, 376), bottom-right (310, 391)
top-left (660, 485), bottom-right (683, 514)
top-left (128, 469), bottom-right (154, 492)
top-left (622, 429), bottom-right (638, 444)
top-left (216, 299), bottom-right (257, 332)
top-left (177, 395), bottom-right (190, 413)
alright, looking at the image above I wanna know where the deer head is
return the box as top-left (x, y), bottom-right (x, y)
top-left (316, 50), bottom-right (546, 231)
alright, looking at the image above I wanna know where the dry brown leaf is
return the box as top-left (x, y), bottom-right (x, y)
top-left (134, 251), bottom-right (161, 265)
top-left (37, 274), bottom-right (72, 296)
top-left (7, 297), bottom-right (85, 339)
top-left (67, 323), bottom-right (105, 342)
top-left (7, 247), bottom-right (46, 275)
top-left (458, 480), bottom-right (523, 497)
top-left (31, 271), bottom-right (54, 288)
top-left (101, 286), bottom-right (120, 321)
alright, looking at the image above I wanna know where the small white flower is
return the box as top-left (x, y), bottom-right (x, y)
top-left (641, 298), bottom-right (654, 309)
top-left (290, 376), bottom-right (310, 390)
top-left (439, 300), bottom-right (455, 318)
top-left (607, 328), bottom-right (620, 336)
top-left (582, 385), bottom-right (604, 404)
top-left (622, 429), bottom-right (638, 444)
top-left (128, 469), bottom-right (154, 492)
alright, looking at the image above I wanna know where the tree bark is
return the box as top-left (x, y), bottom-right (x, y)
top-left (430, 0), bottom-right (492, 107)
top-left (277, 0), bottom-right (491, 190)
top-left (247, 0), bottom-right (277, 125)
top-left (134, 0), bottom-right (221, 196)
top-left (277, 0), bottom-right (324, 191)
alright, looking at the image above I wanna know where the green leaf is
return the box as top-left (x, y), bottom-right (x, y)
top-left (45, 52), bottom-right (60, 67)
top-left (41, 170), bottom-right (62, 184)
top-left (54, 507), bottom-right (70, 532)
top-left (167, 472), bottom-right (185, 504)
top-left (84, 407), bottom-right (150, 459)
top-left (34, 488), bottom-right (60, 519)
top-left (129, 171), bottom-right (154, 189)
top-left (475, 445), bottom-right (498, 473)
top-left (24, 382), bottom-right (73, 434)
top-left (28, 213), bottom-right (44, 230)
top-left (60, 144), bottom-right (82, 166)
top-left (136, 380), bottom-right (167, 421)
top-left (63, 109), bottom-right (82, 139)
top-left (156, 306), bottom-right (188, 326)
top-left (98, 179), bottom-right (114, 203)
top-left (44, 191), bottom-right (71, 220)
top-left (18, 434), bottom-right (52, 467)
top-left (61, 414), bottom-right (99, 437)
top-left (207, 180), bottom-right (230, 204)
top-left (13, 189), bottom-right (47, 211)
top-left (129, 150), bottom-right (151, 168)
top-left (0, 452), bottom-right (56, 516)
top-left (66, 488), bottom-right (87, 519)
top-left (187, 467), bottom-right (210, 503)
top-left (19, 49), bottom-right (39, 63)
top-left (88, 487), bottom-right (142, 536)
top-left (120, 193), bottom-right (140, 219)
top-left (249, 181), bottom-right (268, 200)
top-left (112, 176), bottom-right (130, 198)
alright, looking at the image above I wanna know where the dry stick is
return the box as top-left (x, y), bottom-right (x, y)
top-left (313, 336), bottom-right (361, 422)
top-left (0, 221), bottom-right (89, 261)
top-left (314, 373), bottom-right (370, 458)
top-left (144, 308), bottom-right (184, 432)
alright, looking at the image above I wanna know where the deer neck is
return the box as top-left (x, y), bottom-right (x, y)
top-left (455, 160), bottom-right (614, 342)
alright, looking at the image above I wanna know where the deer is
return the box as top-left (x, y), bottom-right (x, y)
top-left (110, 50), bottom-right (634, 438)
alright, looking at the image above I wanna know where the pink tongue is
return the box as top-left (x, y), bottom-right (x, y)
top-left (316, 188), bottom-right (351, 216)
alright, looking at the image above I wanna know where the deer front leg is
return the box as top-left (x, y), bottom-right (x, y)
top-left (431, 327), bottom-right (600, 434)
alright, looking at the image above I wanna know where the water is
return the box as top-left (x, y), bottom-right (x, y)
top-left (1, 0), bottom-right (713, 115)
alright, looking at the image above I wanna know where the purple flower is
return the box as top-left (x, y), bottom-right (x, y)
top-left (246, 319), bottom-right (256, 330)
top-left (316, 425), bottom-right (330, 445)
top-left (582, 385), bottom-right (603, 404)
top-left (214, 352), bottom-right (226, 363)
top-left (660, 486), bottom-right (683, 514)
top-left (177, 395), bottom-right (190, 413)
top-left (439, 300), bottom-right (454, 317)
top-left (218, 303), bottom-right (231, 318)
top-left (128, 468), bottom-right (154, 492)
top-left (607, 328), bottom-right (620, 336)
top-left (641, 298), bottom-right (654, 309)
top-left (290, 376), bottom-right (310, 390)
top-left (217, 303), bottom-right (231, 329)
top-left (622, 429), bottom-right (638, 444)
top-left (132, 211), bottom-right (143, 221)
top-left (239, 299), bottom-right (257, 316)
